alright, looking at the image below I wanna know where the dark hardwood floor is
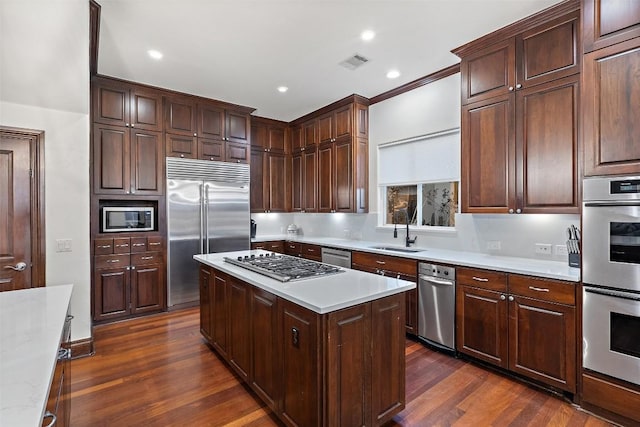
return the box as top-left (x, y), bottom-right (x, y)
top-left (71, 307), bottom-right (613, 426)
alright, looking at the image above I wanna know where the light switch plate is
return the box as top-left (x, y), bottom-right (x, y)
top-left (56, 239), bottom-right (72, 252)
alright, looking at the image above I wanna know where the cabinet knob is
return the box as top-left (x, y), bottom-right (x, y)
top-left (500, 294), bottom-right (506, 300)
top-left (210, 157), bottom-right (214, 161)
top-left (131, 123), bottom-right (135, 128)
top-left (126, 190), bottom-right (130, 194)
top-left (508, 295), bottom-right (515, 302)
top-left (125, 123), bottom-right (130, 127)
top-left (508, 208), bottom-right (514, 214)
top-left (516, 208), bottom-right (521, 214)
top-left (516, 83), bottom-right (522, 89)
top-left (508, 86), bottom-right (514, 92)
top-left (180, 154), bottom-right (185, 158)
top-left (237, 160), bottom-right (241, 163)
top-left (194, 133), bottom-right (197, 137)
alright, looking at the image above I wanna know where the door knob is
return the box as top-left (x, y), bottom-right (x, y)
top-left (4, 262), bottom-right (27, 271)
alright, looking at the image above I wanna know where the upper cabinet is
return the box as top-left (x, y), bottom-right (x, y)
top-left (250, 118), bottom-right (289, 213)
top-left (459, 10), bottom-right (580, 105)
top-left (455, 2), bottom-right (581, 214)
top-left (582, 0), bottom-right (640, 176)
top-left (583, 0), bottom-right (640, 53)
top-left (92, 79), bottom-right (163, 131)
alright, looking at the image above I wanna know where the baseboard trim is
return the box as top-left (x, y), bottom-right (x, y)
top-left (71, 337), bottom-right (95, 359)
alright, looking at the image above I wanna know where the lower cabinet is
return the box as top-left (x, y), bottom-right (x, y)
top-left (199, 265), bottom-right (405, 426)
top-left (251, 240), bottom-right (285, 253)
top-left (456, 267), bottom-right (577, 393)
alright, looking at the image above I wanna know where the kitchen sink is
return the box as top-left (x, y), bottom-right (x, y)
top-left (369, 246), bottom-right (424, 254)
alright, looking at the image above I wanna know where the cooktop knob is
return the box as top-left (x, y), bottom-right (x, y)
top-left (237, 256), bottom-right (243, 261)
top-left (250, 254), bottom-right (255, 259)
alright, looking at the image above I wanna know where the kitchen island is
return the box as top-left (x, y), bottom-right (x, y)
top-left (195, 250), bottom-right (415, 427)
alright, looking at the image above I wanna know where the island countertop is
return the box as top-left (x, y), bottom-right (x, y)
top-left (0, 284), bottom-right (73, 427)
top-left (194, 250), bottom-right (416, 314)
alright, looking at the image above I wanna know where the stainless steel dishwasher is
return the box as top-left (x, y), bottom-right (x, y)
top-left (321, 247), bottom-right (352, 268)
top-left (418, 262), bottom-right (456, 352)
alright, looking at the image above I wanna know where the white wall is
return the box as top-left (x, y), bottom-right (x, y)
top-left (0, 0), bottom-right (91, 341)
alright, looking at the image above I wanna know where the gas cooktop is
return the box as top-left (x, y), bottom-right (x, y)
top-left (223, 253), bottom-right (344, 282)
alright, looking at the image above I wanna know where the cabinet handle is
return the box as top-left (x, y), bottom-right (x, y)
top-left (98, 245), bottom-right (112, 249)
top-left (107, 259), bottom-right (121, 263)
top-left (133, 243), bottom-right (145, 247)
top-left (375, 260), bottom-right (386, 265)
top-left (508, 86), bottom-right (514, 92)
top-left (180, 154), bottom-right (185, 158)
top-left (508, 208), bottom-right (514, 214)
top-left (500, 294), bottom-right (506, 300)
top-left (130, 123), bottom-right (135, 128)
top-left (116, 244), bottom-right (129, 248)
top-left (516, 208), bottom-right (521, 214)
top-left (141, 256), bottom-right (154, 260)
top-left (149, 242), bottom-right (161, 246)
top-left (472, 276), bottom-right (488, 282)
top-left (307, 248), bottom-right (315, 252)
top-left (292, 327), bottom-right (299, 347)
top-left (508, 295), bottom-right (515, 302)
top-left (65, 314), bottom-right (74, 322)
top-left (516, 83), bottom-right (522, 89)
top-left (528, 286), bottom-right (550, 293)
top-left (57, 348), bottom-right (71, 361)
top-left (43, 411), bottom-right (57, 427)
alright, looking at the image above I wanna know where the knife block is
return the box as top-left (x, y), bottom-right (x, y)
top-left (568, 253), bottom-right (580, 268)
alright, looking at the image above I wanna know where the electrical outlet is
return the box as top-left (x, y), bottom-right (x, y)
top-left (535, 243), bottom-right (552, 255)
top-left (56, 239), bottom-right (72, 252)
top-left (555, 245), bottom-right (568, 256)
top-left (486, 241), bottom-right (501, 251)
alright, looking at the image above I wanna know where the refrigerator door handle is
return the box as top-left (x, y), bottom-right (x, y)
top-left (199, 183), bottom-right (205, 254)
top-left (204, 183), bottom-right (210, 254)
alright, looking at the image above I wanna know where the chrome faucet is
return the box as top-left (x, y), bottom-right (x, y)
top-left (405, 217), bottom-right (417, 247)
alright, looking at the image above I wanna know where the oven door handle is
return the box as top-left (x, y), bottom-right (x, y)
top-left (585, 287), bottom-right (640, 302)
top-left (584, 201), bottom-right (640, 207)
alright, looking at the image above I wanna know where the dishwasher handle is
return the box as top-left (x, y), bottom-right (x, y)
top-left (419, 275), bottom-right (455, 286)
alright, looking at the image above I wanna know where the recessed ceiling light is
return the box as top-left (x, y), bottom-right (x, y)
top-left (277, 86), bottom-right (288, 93)
top-left (361, 30), bottom-right (375, 41)
top-left (386, 70), bottom-right (400, 79)
top-left (147, 49), bottom-right (163, 60)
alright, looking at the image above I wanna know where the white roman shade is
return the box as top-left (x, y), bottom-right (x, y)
top-left (378, 128), bottom-right (460, 185)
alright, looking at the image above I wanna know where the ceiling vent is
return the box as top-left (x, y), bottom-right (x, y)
top-left (339, 53), bottom-right (370, 70)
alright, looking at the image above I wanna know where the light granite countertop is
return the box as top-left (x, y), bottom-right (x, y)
top-left (251, 235), bottom-right (580, 282)
top-left (195, 250), bottom-right (415, 314)
top-left (0, 285), bottom-right (73, 427)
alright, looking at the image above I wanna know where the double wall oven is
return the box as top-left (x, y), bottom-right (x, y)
top-left (583, 176), bottom-right (640, 386)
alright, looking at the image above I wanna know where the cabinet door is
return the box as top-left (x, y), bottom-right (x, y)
top-left (291, 153), bottom-right (303, 212)
top-left (228, 277), bottom-right (251, 381)
top-left (317, 143), bottom-right (334, 212)
top-left (461, 95), bottom-right (516, 213)
top-left (92, 82), bottom-right (129, 127)
top-left (334, 105), bottom-right (352, 140)
top-left (583, 0), bottom-right (640, 52)
top-left (405, 289), bottom-right (418, 335)
top-left (164, 96), bottom-right (196, 136)
top-left (303, 148), bottom-right (317, 212)
top-left (130, 88), bottom-right (163, 131)
top-left (198, 103), bottom-right (225, 140)
top-left (212, 272), bottom-right (228, 358)
top-left (199, 267), bottom-right (213, 342)
top-left (251, 288), bottom-right (280, 410)
top-left (326, 303), bottom-right (371, 427)
top-left (371, 294), bottom-right (405, 425)
top-left (508, 295), bottom-right (576, 392)
top-left (583, 38), bottom-right (640, 176)
top-left (131, 129), bottom-right (164, 195)
top-left (94, 266), bottom-right (130, 322)
top-left (93, 124), bottom-right (130, 195)
top-left (456, 285), bottom-right (508, 368)
top-left (517, 76), bottom-right (579, 213)
top-left (290, 125), bottom-right (303, 152)
top-left (165, 133), bottom-right (196, 159)
top-left (198, 138), bottom-right (225, 161)
top-left (460, 38), bottom-right (516, 104)
top-left (268, 152), bottom-right (287, 212)
top-left (130, 262), bottom-right (164, 314)
top-left (335, 138), bottom-right (353, 212)
top-left (251, 122), bottom-right (267, 150)
top-left (318, 113), bottom-right (334, 144)
top-left (517, 11), bottom-right (581, 89)
top-left (303, 119), bottom-right (317, 148)
top-left (250, 149), bottom-right (267, 212)
top-left (226, 141), bottom-right (249, 164)
top-left (267, 241), bottom-right (285, 253)
top-left (226, 111), bottom-right (250, 144)
top-left (268, 126), bottom-right (286, 152)
top-left (280, 299), bottom-right (321, 427)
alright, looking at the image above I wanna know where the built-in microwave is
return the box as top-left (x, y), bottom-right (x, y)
top-left (101, 206), bottom-right (155, 233)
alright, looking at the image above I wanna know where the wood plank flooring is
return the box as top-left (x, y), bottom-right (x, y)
top-left (70, 308), bottom-right (614, 427)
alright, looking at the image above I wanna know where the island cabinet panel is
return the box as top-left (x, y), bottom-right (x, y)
top-left (280, 299), bottom-right (322, 427)
top-left (229, 277), bottom-right (252, 381)
top-left (211, 271), bottom-right (229, 358)
top-left (199, 267), bottom-right (213, 342)
top-left (251, 288), bottom-right (280, 409)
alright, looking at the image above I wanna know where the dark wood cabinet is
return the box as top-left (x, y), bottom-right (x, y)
top-left (303, 119), bottom-right (318, 148)
top-left (290, 125), bottom-right (303, 153)
top-left (250, 118), bottom-right (289, 212)
top-left (303, 147), bottom-right (318, 212)
top-left (92, 79), bottom-right (163, 131)
top-left (198, 138), bottom-right (225, 161)
top-left (456, 4), bottom-right (580, 215)
top-left (317, 142), bottom-right (333, 213)
top-left (300, 243), bottom-right (322, 262)
top-left (211, 271), bottom-right (228, 358)
top-left (93, 124), bottom-right (164, 195)
top-left (455, 267), bottom-right (576, 393)
top-left (251, 240), bottom-right (285, 253)
top-left (252, 118), bottom-right (286, 153)
top-left (199, 267), bottom-right (213, 342)
top-left (583, 37), bottom-right (640, 176)
top-left (165, 133), bottom-right (196, 159)
top-left (93, 237), bottom-right (166, 323)
top-left (228, 277), bottom-right (252, 381)
top-left (284, 241), bottom-right (302, 257)
top-left (164, 95), bottom-right (197, 136)
top-left (251, 288), bottom-right (280, 409)
top-left (291, 153), bottom-right (303, 212)
top-left (351, 251), bottom-right (418, 335)
top-left (318, 105), bottom-right (352, 144)
top-left (583, 0), bottom-right (640, 53)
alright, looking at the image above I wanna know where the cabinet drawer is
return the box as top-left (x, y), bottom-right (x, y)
top-left (352, 251), bottom-right (417, 276)
top-left (130, 237), bottom-right (148, 252)
top-left (94, 239), bottom-right (114, 255)
top-left (147, 236), bottom-right (163, 251)
top-left (508, 274), bottom-right (575, 305)
top-left (113, 237), bottom-right (131, 254)
top-left (301, 243), bottom-right (322, 260)
top-left (285, 241), bottom-right (301, 256)
top-left (457, 267), bottom-right (507, 292)
top-left (95, 254), bottom-right (130, 269)
top-left (131, 251), bottom-right (162, 266)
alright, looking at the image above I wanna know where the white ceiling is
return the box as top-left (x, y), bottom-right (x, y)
top-left (98, 0), bottom-right (561, 122)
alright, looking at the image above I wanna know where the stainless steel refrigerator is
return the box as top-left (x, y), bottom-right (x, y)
top-left (167, 157), bottom-right (250, 307)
